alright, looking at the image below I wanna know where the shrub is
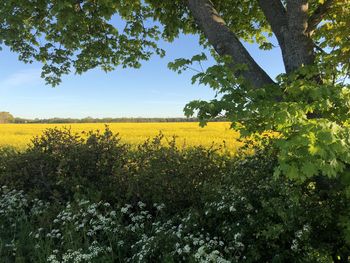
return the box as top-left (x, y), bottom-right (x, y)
top-left (0, 127), bottom-right (349, 262)
top-left (0, 128), bottom-right (229, 211)
top-left (0, 127), bottom-right (128, 202)
top-left (196, 149), bottom-right (349, 262)
top-left (118, 133), bottom-right (230, 212)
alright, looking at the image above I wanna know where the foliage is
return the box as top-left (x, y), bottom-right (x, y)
top-left (169, 51), bottom-right (350, 180)
top-left (121, 133), bottom-right (230, 212)
top-left (0, 127), bottom-right (229, 209)
top-left (0, 0), bottom-right (167, 86)
top-left (1, 1), bottom-right (350, 260)
top-left (2, 0), bottom-right (341, 84)
top-left (0, 112), bottom-right (14, 124)
top-left (1, 0), bottom-right (349, 181)
top-left (0, 130), bottom-right (349, 262)
top-left (0, 127), bottom-right (127, 202)
top-left (165, 0), bottom-right (350, 181)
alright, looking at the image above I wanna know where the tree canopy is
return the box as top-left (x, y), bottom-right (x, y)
top-left (0, 112), bottom-right (14, 124)
top-left (1, 0), bottom-right (350, 179)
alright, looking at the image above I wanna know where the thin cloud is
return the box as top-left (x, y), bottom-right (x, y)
top-left (0, 68), bottom-right (42, 89)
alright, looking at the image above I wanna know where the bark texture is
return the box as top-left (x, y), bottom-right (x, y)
top-left (258, 0), bottom-right (288, 53)
top-left (284, 0), bottom-right (316, 72)
top-left (187, 0), bottom-right (275, 88)
top-left (187, 0), bottom-right (331, 87)
top-left (259, 0), bottom-right (317, 73)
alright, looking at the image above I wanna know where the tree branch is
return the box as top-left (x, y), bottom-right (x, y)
top-left (306, 0), bottom-right (334, 34)
top-left (287, 0), bottom-right (309, 37)
top-left (282, 0), bottom-right (315, 72)
top-left (187, 0), bottom-right (275, 88)
top-left (258, 0), bottom-right (288, 50)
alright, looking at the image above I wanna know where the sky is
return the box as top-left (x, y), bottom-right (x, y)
top-left (0, 34), bottom-right (285, 119)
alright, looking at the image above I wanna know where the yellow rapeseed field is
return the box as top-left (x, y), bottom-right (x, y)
top-left (0, 122), bottom-right (243, 152)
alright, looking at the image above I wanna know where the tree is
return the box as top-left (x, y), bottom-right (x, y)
top-left (0, 112), bottom-right (14, 124)
top-left (1, 1), bottom-right (350, 260)
top-left (0, 1), bottom-right (349, 178)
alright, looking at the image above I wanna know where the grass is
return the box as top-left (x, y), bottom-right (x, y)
top-left (0, 122), bottom-right (242, 151)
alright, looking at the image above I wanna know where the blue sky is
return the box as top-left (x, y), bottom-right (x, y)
top-left (0, 34), bottom-right (284, 119)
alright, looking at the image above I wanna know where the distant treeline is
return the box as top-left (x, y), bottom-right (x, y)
top-left (0, 112), bottom-right (14, 124)
top-left (12, 117), bottom-right (228, 124)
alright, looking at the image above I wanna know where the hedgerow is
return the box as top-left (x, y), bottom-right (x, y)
top-left (0, 127), bottom-right (349, 262)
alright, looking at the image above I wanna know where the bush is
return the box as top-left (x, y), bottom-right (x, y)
top-left (119, 133), bottom-right (230, 212)
top-left (0, 146), bottom-right (16, 173)
top-left (195, 149), bottom-right (349, 262)
top-left (0, 127), bottom-right (229, 211)
top-left (0, 127), bottom-right (349, 262)
top-left (0, 127), bottom-right (128, 202)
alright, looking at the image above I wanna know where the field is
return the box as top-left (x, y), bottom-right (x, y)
top-left (0, 122), bottom-right (242, 151)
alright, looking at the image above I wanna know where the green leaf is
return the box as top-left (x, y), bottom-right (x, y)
top-left (301, 161), bottom-right (318, 177)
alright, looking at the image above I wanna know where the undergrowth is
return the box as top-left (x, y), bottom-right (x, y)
top-left (0, 127), bottom-right (349, 262)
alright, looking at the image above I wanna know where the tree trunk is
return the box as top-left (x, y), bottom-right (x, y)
top-left (259, 0), bottom-right (316, 74)
top-left (187, 0), bottom-right (275, 89)
top-left (188, 0), bottom-right (332, 89)
top-left (283, 0), bottom-right (316, 73)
